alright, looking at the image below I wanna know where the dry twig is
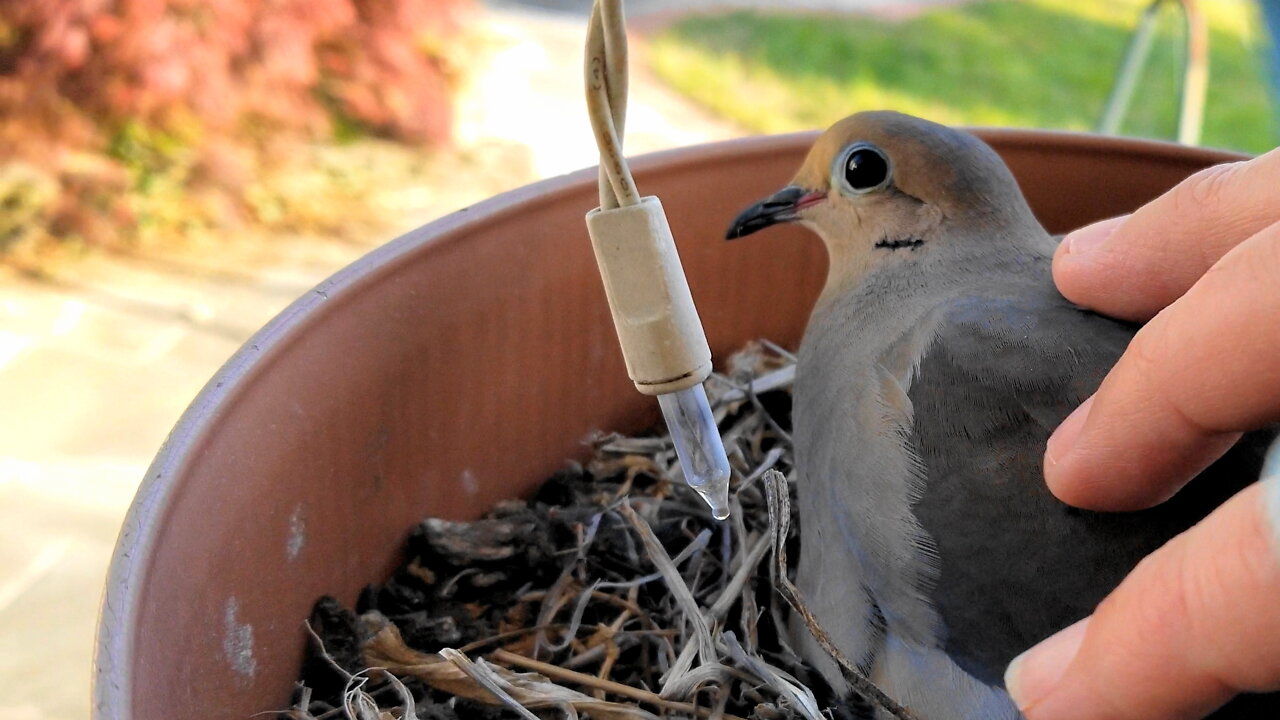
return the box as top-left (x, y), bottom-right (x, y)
top-left (764, 470), bottom-right (921, 720)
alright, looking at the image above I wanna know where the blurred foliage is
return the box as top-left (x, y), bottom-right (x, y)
top-left (651, 0), bottom-right (1277, 154)
top-left (0, 0), bottom-right (471, 257)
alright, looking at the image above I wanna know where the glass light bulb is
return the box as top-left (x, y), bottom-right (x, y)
top-left (658, 384), bottom-right (732, 520)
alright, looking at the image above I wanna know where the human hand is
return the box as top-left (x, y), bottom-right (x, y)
top-left (1003, 148), bottom-right (1280, 719)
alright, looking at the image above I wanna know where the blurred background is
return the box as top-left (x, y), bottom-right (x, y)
top-left (0, 0), bottom-right (1276, 717)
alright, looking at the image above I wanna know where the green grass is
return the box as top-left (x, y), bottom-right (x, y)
top-left (650, 0), bottom-right (1278, 153)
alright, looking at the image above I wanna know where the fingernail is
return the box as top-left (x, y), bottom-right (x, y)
top-left (1046, 395), bottom-right (1094, 467)
top-left (1005, 617), bottom-right (1090, 711)
top-left (1062, 216), bottom-right (1125, 256)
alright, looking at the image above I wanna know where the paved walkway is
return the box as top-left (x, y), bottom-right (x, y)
top-left (0, 239), bottom-right (373, 720)
top-left (456, 2), bottom-right (743, 178)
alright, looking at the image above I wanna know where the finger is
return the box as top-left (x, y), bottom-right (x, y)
top-left (1005, 460), bottom-right (1280, 720)
top-left (1053, 148), bottom-right (1280, 322)
top-left (1045, 220), bottom-right (1280, 511)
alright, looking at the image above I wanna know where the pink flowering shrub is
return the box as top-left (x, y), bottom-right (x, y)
top-left (0, 0), bottom-right (469, 250)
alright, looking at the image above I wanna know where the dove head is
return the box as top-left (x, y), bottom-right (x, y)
top-left (727, 111), bottom-right (1040, 295)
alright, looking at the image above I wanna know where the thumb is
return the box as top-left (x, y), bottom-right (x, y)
top-left (1053, 148), bottom-right (1280, 322)
top-left (1005, 444), bottom-right (1280, 720)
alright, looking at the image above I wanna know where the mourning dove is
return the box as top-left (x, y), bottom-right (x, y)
top-left (726, 111), bottom-right (1279, 718)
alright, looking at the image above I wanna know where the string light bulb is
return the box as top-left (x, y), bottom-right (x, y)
top-left (582, 0), bottom-right (732, 519)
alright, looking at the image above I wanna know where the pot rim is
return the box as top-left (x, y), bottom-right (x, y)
top-left (92, 128), bottom-right (1246, 719)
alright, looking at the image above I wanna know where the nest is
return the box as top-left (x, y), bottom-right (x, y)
top-left (286, 341), bottom-right (915, 720)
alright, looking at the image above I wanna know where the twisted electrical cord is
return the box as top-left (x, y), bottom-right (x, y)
top-left (585, 0), bottom-right (640, 210)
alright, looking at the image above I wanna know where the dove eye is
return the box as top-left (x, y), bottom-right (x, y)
top-left (836, 144), bottom-right (891, 195)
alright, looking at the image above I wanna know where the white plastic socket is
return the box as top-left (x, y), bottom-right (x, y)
top-left (586, 196), bottom-right (713, 396)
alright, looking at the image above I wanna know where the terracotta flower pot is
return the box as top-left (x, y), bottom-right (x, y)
top-left (94, 131), bottom-right (1244, 720)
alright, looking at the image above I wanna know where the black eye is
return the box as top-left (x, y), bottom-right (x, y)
top-left (841, 145), bottom-right (890, 193)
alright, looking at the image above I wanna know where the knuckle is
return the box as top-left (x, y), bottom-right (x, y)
top-left (1110, 534), bottom-right (1213, 660)
top-left (1253, 145), bottom-right (1280, 177)
top-left (1085, 544), bottom-right (1199, 693)
top-left (1175, 161), bottom-right (1246, 212)
top-left (1241, 230), bottom-right (1280, 292)
top-left (1124, 312), bottom-right (1230, 437)
top-left (1251, 223), bottom-right (1280, 279)
top-left (1125, 315), bottom-right (1172, 388)
top-left (1202, 223), bottom-right (1280, 303)
top-left (1172, 536), bottom-right (1228, 647)
top-left (1131, 502), bottom-right (1280, 694)
top-left (1171, 541), bottom-right (1248, 694)
top-left (1135, 537), bottom-right (1198, 631)
top-left (1211, 499), bottom-right (1280, 689)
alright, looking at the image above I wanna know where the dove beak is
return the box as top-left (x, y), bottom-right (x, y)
top-left (725, 186), bottom-right (826, 240)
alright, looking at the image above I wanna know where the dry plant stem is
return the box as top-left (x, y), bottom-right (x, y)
top-left (305, 621), bottom-right (353, 681)
top-left (595, 586), bottom-right (638, 696)
top-left (457, 624), bottom-right (565, 655)
top-left (521, 589), bottom-right (649, 620)
top-left (748, 383), bottom-right (792, 445)
top-left (440, 649), bottom-right (542, 720)
top-left (656, 662), bottom-right (736, 701)
top-left (339, 669), bottom-right (420, 720)
top-left (342, 675), bottom-right (380, 720)
top-left (492, 649), bottom-right (750, 720)
top-left (759, 339), bottom-right (798, 363)
top-left (711, 365), bottom-right (797, 405)
top-left (722, 632), bottom-right (822, 720)
top-left (762, 470), bottom-right (922, 720)
top-left (596, 640), bottom-right (621, 700)
top-left (619, 501), bottom-right (716, 664)
top-left (554, 581), bottom-right (604, 653)
top-left (533, 568), bottom-right (577, 656)
top-left (706, 533), bottom-right (770, 621)
top-left (566, 643), bottom-right (608, 669)
top-left (708, 684), bottom-right (732, 720)
top-left (366, 623), bottom-right (666, 720)
top-left (370, 670), bottom-right (419, 720)
top-left (665, 635), bottom-right (701, 694)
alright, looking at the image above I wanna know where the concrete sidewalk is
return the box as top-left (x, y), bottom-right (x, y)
top-left (0, 238), bottom-right (368, 720)
top-left (455, 2), bottom-right (743, 178)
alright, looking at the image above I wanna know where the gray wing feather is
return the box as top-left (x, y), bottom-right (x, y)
top-left (910, 276), bottom-right (1266, 690)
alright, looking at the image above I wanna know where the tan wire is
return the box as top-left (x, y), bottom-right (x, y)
top-left (599, 0), bottom-right (630, 208)
top-left (585, 0), bottom-right (640, 209)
